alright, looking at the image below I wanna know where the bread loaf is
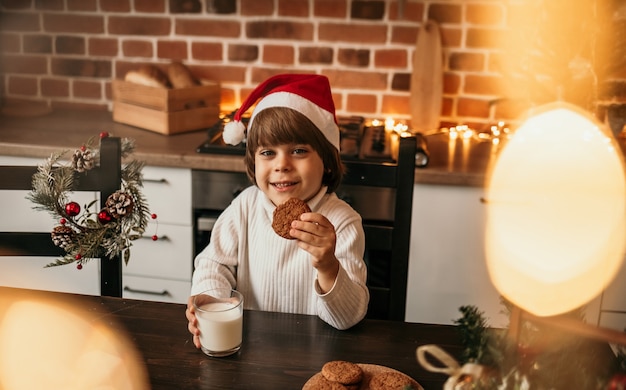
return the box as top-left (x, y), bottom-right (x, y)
top-left (124, 64), bottom-right (171, 88)
top-left (167, 61), bottom-right (198, 88)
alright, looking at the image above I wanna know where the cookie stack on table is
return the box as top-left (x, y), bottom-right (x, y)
top-left (112, 61), bottom-right (220, 135)
top-left (303, 360), bottom-right (421, 390)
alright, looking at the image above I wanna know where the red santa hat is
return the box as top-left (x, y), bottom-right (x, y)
top-left (222, 74), bottom-right (340, 150)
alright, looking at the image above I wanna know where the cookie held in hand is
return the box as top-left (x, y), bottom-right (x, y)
top-left (272, 198), bottom-right (311, 239)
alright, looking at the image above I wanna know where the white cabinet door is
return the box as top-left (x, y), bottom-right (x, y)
top-left (405, 183), bottom-right (509, 327)
top-left (121, 166), bottom-right (193, 304)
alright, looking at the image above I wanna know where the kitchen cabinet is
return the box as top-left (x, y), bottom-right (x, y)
top-left (121, 166), bottom-right (193, 304)
top-left (403, 182), bottom-right (611, 330)
top-left (0, 157), bottom-right (194, 303)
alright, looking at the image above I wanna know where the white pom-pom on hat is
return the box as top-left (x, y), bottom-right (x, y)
top-left (222, 120), bottom-right (246, 146)
top-left (224, 74), bottom-right (340, 150)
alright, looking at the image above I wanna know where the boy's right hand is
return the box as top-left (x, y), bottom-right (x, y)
top-left (185, 296), bottom-right (202, 349)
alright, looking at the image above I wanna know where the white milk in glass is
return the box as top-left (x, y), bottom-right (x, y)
top-left (197, 301), bottom-right (243, 353)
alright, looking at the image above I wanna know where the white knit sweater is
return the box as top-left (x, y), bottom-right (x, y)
top-left (191, 185), bottom-right (369, 330)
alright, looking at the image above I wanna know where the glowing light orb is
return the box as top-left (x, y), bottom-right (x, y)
top-left (485, 102), bottom-right (626, 316)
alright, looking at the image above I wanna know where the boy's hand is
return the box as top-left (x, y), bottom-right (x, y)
top-left (185, 296), bottom-right (202, 349)
top-left (290, 212), bottom-right (340, 293)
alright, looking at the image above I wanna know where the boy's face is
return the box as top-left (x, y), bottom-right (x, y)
top-left (254, 143), bottom-right (325, 206)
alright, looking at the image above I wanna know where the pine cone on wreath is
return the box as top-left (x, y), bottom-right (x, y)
top-left (51, 225), bottom-right (75, 250)
top-left (105, 190), bottom-right (134, 219)
top-left (71, 148), bottom-right (94, 172)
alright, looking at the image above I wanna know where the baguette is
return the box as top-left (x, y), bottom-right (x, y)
top-left (124, 64), bottom-right (171, 88)
top-left (167, 61), bottom-right (198, 88)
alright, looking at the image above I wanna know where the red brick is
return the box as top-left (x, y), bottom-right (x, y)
top-left (319, 23), bottom-right (387, 44)
top-left (388, 1), bottom-right (423, 22)
top-left (351, 0), bottom-right (385, 20)
top-left (247, 21), bottom-right (314, 41)
top-left (2, 0), bottom-right (32, 10)
top-left (466, 27), bottom-right (507, 49)
top-left (35, 0), bottom-right (63, 10)
top-left (241, 0), bottom-right (273, 16)
top-left (176, 19), bottom-right (240, 37)
top-left (43, 14), bottom-right (104, 33)
top-left (56, 35), bottom-right (85, 54)
top-left (0, 33), bottom-right (21, 53)
top-left (314, 0), bottom-right (347, 18)
top-left (101, 0), bottom-right (131, 12)
top-left (464, 74), bottom-right (504, 96)
top-left (89, 37), bottom-right (118, 57)
top-left (346, 93), bottom-right (377, 113)
top-left (299, 47), bottom-right (333, 64)
top-left (440, 27), bottom-right (462, 48)
top-left (135, 0), bottom-right (166, 12)
top-left (332, 92), bottom-right (343, 111)
top-left (170, 0), bottom-right (202, 13)
top-left (323, 70), bottom-right (387, 90)
top-left (2, 12), bottom-right (41, 32)
top-left (73, 80), bottom-right (102, 99)
top-left (191, 42), bottom-right (223, 61)
top-left (428, 3), bottom-right (462, 24)
top-left (443, 72), bottom-right (461, 94)
top-left (228, 44), bottom-right (258, 62)
top-left (381, 94), bottom-right (410, 117)
top-left (67, 0), bottom-right (98, 11)
top-left (374, 49), bottom-right (407, 69)
top-left (23, 35), bottom-right (52, 53)
top-left (391, 26), bottom-right (418, 45)
top-left (338, 48), bottom-right (370, 67)
top-left (263, 45), bottom-right (294, 65)
top-left (441, 97), bottom-right (453, 116)
top-left (157, 40), bottom-right (188, 60)
top-left (108, 16), bottom-right (170, 35)
top-left (466, 4), bottom-right (504, 26)
top-left (51, 58), bottom-right (112, 78)
top-left (194, 65), bottom-right (247, 83)
top-left (3, 54), bottom-right (48, 74)
top-left (122, 40), bottom-right (153, 58)
top-left (41, 78), bottom-right (70, 97)
top-left (449, 52), bottom-right (484, 72)
top-left (8, 75), bottom-right (38, 95)
top-left (456, 97), bottom-right (490, 118)
top-left (278, 0), bottom-right (308, 17)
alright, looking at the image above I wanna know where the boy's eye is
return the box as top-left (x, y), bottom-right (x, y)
top-left (293, 148), bottom-right (308, 155)
top-left (258, 149), bottom-right (274, 156)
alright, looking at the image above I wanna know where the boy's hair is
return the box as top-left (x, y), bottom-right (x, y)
top-left (244, 107), bottom-right (345, 193)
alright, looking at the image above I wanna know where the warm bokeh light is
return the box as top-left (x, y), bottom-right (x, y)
top-left (485, 102), bottom-right (626, 316)
top-left (0, 297), bottom-right (149, 390)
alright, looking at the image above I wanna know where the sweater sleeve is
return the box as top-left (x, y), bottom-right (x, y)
top-left (314, 198), bottom-right (369, 329)
top-left (190, 194), bottom-right (243, 296)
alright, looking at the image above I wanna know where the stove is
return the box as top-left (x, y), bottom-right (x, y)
top-left (195, 113), bottom-right (410, 163)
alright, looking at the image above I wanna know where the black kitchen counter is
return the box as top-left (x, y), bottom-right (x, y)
top-left (0, 109), bottom-right (494, 187)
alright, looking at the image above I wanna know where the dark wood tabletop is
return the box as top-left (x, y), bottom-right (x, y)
top-left (0, 287), bottom-right (462, 390)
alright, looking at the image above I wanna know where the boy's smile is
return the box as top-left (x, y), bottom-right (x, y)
top-left (255, 143), bottom-right (325, 206)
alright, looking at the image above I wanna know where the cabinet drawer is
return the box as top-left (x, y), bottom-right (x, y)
top-left (142, 166), bottom-right (192, 226)
top-left (123, 223), bottom-right (193, 280)
top-left (122, 275), bottom-right (190, 304)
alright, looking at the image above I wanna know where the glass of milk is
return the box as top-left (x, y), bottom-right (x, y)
top-left (193, 288), bottom-right (244, 357)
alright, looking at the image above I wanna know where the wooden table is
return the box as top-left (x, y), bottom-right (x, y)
top-left (0, 287), bottom-right (462, 389)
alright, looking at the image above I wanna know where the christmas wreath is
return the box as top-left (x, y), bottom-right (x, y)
top-left (27, 132), bottom-right (156, 269)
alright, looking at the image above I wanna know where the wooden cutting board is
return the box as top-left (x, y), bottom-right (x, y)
top-left (410, 20), bottom-right (443, 133)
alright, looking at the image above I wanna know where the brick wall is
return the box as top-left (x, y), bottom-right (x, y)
top-left (1, 0), bottom-right (624, 130)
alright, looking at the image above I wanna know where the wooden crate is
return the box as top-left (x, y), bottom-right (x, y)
top-left (112, 79), bottom-right (221, 135)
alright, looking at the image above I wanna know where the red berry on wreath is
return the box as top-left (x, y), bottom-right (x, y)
top-left (60, 218), bottom-right (66, 225)
top-left (98, 209), bottom-right (113, 224)
top-left (100, 131), bottom-right (109, 139)
top-left (151, 213), bottom-right (157, 219)
top-left (76, 263), bottom-right (83, 270)
top-left (65, 202), bottom-right (81, 217)
top-left (75, 253), bottom-right (82, 260)
top-left (152, 235), bottom-right (158, 241)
